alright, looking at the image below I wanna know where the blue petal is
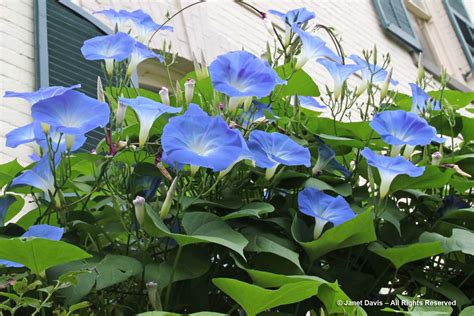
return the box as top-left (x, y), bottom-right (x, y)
top-left (130, 41), bottom-right (164, 64)
top-left (81, 32), bottom-right (135, 61)
top-left (298, 96), bottom-right (326, 110)
top-left (22, 224), bottom-right (64, 240)
top-left (314, 137), bottom-right (350, 178)
top-left (210, 51), bottom-right (283, 98)
top-left (4, 84), bottom-right (81, 104)
top-left (298, 188), bottom-right (355, 225)
top-left (317, 59), bottom-right (364, 88)
top-left (11, 154), bottom-right (60, 194)
top-left (292, 26), bottom-right (337, 67)
top-left (361, 147), bottom-right (425, 178)
top-left (162, 104), bottom-right (244, 171)
top-left (6, 123), bottom-right (36, 148)
top-left (269, 8), bottom-right (315, 26)
top-left (409, 83), bottom-right (430, 113)
top-left (370, 110), bottom-right (439, 146)
top-left (94, 9), bottom-right (131, 27)
top-left (248, 130), bottom-right (311, 168)
top-left (32, 90), bottom-right (110, 135)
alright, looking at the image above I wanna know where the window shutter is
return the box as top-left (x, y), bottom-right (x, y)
top-left (373, 0), bottom-right (422, 51)
top-left (36, 0), bottom-right (111, 152)
top-left (444, 0), bottom-right (474, 71)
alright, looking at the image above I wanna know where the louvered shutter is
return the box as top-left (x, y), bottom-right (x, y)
top-left (373, 0), bottom-right (422, 51)
top-left (37, 0), bottom-right (110, 152)
top-left (444, 0), bottom-right (474, 71)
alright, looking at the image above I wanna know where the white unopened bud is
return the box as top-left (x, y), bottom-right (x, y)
top-left (117, 140), bottom-right (128, 150)
top-left (263, 16), bottom-right (274, 37)
top-left (159, 177), bottom-right (178, 219)
top-left (146, 281), bottom-right (161, 311)
top-left (184, 78), bottom-right (195, 104)
top-left (159, 87), bottom-right (170, 105)
top-left (115, 100), bottom-right (127, 128)
top-left (97, 76), bottom-right (105, 103)
top-left (431, 152), bottom-right (442, 166)
top-left (65, 134), bottom-right (75, 152)
top-left (380, 68), bottom-right (392, 101)
top-left (133, 195), bottom-right (146, 226)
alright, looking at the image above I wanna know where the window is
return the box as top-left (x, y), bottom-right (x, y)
top-left (35, 0), bottom-right (111, 152)
top-left (373, 0), bottom-right (422, 51)
top-left (444, 0), bottom-right (474, 73)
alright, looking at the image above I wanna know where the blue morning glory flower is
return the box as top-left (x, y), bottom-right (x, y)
top-left (370, 110), bottom-right (443, 146)
top-left (349, 55), bottom-right (398, 94)
top-left (409, 83), bottom-right (441, 113)
top-left (119, 96), bottom-right (181, 147)
top-left (297, 96), bottom-right (326, 111)
top-left (127, 10), bottom-right (173, 42)
top-left (81, 32), bottom-right (135, 74)
top-left (161, 104), bottom-right (244, 172)
top-left (268, 8), bottom-right (315, 26)
top-left (292, 26), bottom-right (341, 69)
top-left (127, 41), bottom-right (164, 75)
top-left (312, 137), bottom-right (350, 178)
top-left (298, 187), bottom-right (355, 238)
top-left (4, 84), bottom-right (81, 104)
top-left (361, 147), bottom-right (425, 198)
top-left (11, 154), bottom-right (59, 195)
top-left (32, 90), bottom-right (109, 138)
top-left (94, 9), bottom-right (131, 31)
top-left (269, 8), bottom-right (315, 46)
top-left (318, 59), bottom-right (365, 99)
top-left (0, 224), bottom-right (64, 268)
top-left (248, 130), bottom-right (311, 179)
top-left (209, 51), bottom-right (284, 111)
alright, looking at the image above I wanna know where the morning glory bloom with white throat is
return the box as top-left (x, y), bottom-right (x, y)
top-left (298, 187), bottom-right (355, 239)
top-left (81, 32), bottom-right (135, 74)
top-left (209, 51), bottom-right (285, 112)
top-left (119, 96), bottom-right (182, 147)
top-left (248, 130), bottom-right (311, 180)
top-left (361, 147), bottom-right (425, 198)
top-left (161, 104), bottom-right (244, 172)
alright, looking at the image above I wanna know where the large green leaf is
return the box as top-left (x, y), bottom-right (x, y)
top-left (390, 166), bottom-right (454, 193)
top-left (212, 277), bottom-right (317, 316)
top-left (275, 64), bottom-right (319, 97)
top-left (304, 178), bottom-right (352, 196)
top-left (0, 159), bottom-right (24, 188)
top-left (368, 242), bottom-right (444, 269)
top-left (429, 90), bottom-right (474, 110)
top-left (94, 255), bottom-right (142, 290)
top-left (419, 229), bottom-right (474, 255)
top-left (242, 230), bottom-right (302, 271)
top-left (223, 202), bottom-right (274, 220)
top-left (145, 247), bottom-right (211, 291)
top-left (144, 207), bottom-right (248, 258)
top-left (461, 116), bottom-right (474, 143)
top-left (292, 210), bottom-right (377, 261)
top-left (305, 117), bottom-right (373, 141)
top-left (0, 238), bottom-right (91, 274)
top-left (244, 269), bottom-right (361, 315)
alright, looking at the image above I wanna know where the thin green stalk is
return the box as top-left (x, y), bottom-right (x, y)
top-left (164, 245), bottom-right (184, 309)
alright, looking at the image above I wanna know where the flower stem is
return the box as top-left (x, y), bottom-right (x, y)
top-left (164, 245), bottom-right (184, 310)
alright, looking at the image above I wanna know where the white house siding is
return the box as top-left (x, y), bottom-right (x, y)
top-left (1, 0), bottom-right (473, 163)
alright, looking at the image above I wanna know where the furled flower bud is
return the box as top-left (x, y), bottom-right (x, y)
top-left (133, 195), bottom-right (146, 226)
top-left (159, 177), bottom-right (178, 219)
top-left (117, 140), bottom-right (128, 150)
top-left (146, 281), bottom-right (161, 311)
top-left (115, 100), bottom-right (127, 128)
top-left (431, 152), bottom-right (442, 166)
top-left (380, 67), bottom-right (393, 101)
top-left (159, 87), bottom-right (170, 105)
top-left (184, 78), bottom-right (195, 104)
top-left (262, 13), bottom-right (274, 37)
top-left (417, 53), bottom-right (425, 83)
top-left (192, 52), bottom-right (209, 81)
top-left (97, 76), bottom-right (105, 103)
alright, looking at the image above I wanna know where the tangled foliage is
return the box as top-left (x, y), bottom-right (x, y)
top-left (1, 4), bottom-right (473, 316)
